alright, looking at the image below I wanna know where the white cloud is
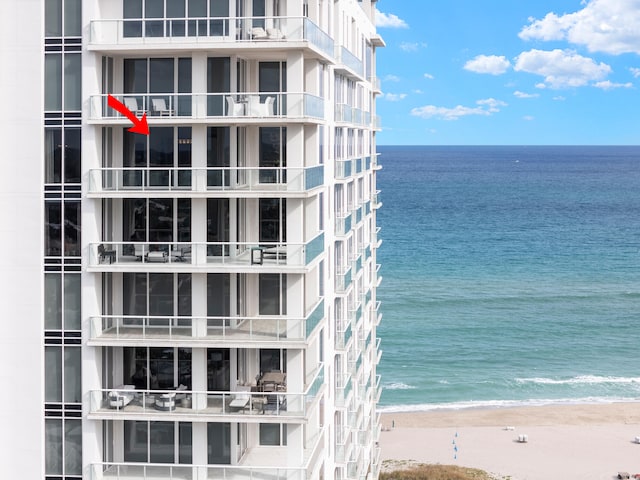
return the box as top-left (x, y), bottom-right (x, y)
top-left (411, 98), bottom-right (507, 121)
top-left (383, 74), bottom-right (401, 82)
top-left (375, 9), bottom-right (409, 29)
top-left (593, 80), bottom-right (633, 89)
top-left (514, 90), bottom-right (540, 98)
top-left (399, 42), bottom-right (427, 52)
top-left (514, 49), bottom-right (611, 89)
top-left (464, 55), bottom-right (511, 75)
top-left (423, 73), bottom-right (435, 80)
top-left (519, 0), bottom-right (640, 55)
top-left (523, 115), bottom-right (535, 121)
top-left (553, 95), bottom-right (566, 101)
top-left (383, 93), bottom-right (408, 101)
top-left (630, 67), bottom-right (640, 78)
top-left (412, 89), bottom-right (424, 94)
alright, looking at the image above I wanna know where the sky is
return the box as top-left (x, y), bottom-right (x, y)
top-left (374, 0), bottom-right (640, 145)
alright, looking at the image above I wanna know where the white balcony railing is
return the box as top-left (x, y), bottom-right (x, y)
top-left (89, 299), bottom-right (325, 344)
top-left (91, 463), bottom-right (307, 480)
top-left (89, 16), bottom-right (334, 58)
top-left (89, 92), bottom-right (324, 121)
top-left (88, 165), bottom-right (324, 194)
top-left (89, 365), bottom-right (324, 420)
top-left (89, 234), bottom-right (324, 269)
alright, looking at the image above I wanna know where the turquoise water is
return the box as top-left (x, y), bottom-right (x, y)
top-left (376, 146), bottom-right (640, 412)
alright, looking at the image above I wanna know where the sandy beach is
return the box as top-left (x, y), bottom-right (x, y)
top-left (380, 403), bottom-right (640, 479)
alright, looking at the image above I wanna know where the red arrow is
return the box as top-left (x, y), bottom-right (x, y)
top-left (107, 94), bottom-right (149, 135)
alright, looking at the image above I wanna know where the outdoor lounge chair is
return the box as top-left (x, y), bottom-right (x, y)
top-left (98, 244), bottom-right (116, 264)
top-left (152, 98), bottom-right (174, 116)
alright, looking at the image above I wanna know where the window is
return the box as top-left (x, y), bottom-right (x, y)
top-left (122, 198), bottom-right (191, 246)
top-left (124, 347), bottom-right (192, 390)
top-left (207, 423), bottom-right (231, 464)
top-left (259, 199), bottom-right (286, 243)
top-left (259, 127), bottom-right (286, 183)
top-left (122, 58), bottom-right (191, 115)
top-left (123, 421), bottom-right (192, 464)
top-left (259, 274), bottom-right (287, 315)
top-left (259, 423), bottom-right (287, 445)
top-left (123, 127), bottom-right (191, 187)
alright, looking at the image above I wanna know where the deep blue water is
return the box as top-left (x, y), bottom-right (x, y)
top-left (376, 146), bottom-right (640, 412)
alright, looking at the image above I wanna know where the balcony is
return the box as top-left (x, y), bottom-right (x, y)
top-left (335, 159), bottom-right (353, 180)
top-left (335, 46), bottom-right (364, 78)
top-left (335, 373), bottom-right (353, 408)
top-left (88, 165), bottom-right (324, 197)
top-left (88, 16), bottom-right (334, 58)
top-left (335, 317), bottom-right (353, 351)
top-left (335, 265), bottom-right (353, 294)
top-left (372, 191), bottom-right (382, 209)
top-left (89, 365), bottom-right (324, 421)
top-left (88, 234), bottom-right (324, 272)
top-left (335, 212), bottom-right (352, 237)
top-left (89, 92), bottom-right (324, 124)
top-left (89, 299), bottom-right (324, 347)
top-left (335, 104), bottom-right (370, 127)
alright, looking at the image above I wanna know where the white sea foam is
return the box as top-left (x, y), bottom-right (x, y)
top-left (377, 396), bottom-right (640, 413)
top-left (383, 382), bottom-right (417, 390)
top-left (515, 375), bottom-right (640, 385)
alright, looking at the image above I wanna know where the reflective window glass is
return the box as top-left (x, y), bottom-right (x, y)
top-left (64, 274), bottom-right (81, 329)
top-left (45, 54), bottom-right (62, 111)
top-left (45, 0), bottom-right (62, 36)
top-left (45, 201), bottom-right (62, 256)
top-left (64, 54), bottom-right (82, 110)
top-left (64, 128), bottom-right (81, 183)
top-left (64, 347), bottom-right (81, 403)
top-left (64, 419), bottom-right (82, 474)
top-left (64, 0), bottom-right (82, 36)
top-left (45, 128), bottom-right (62, 183)
top-left (45, 419), bottom-right (63, 474)
top-left (45, 346), bottom-right (62, 402)
top-left (45, 273), bottom-right (62, 329)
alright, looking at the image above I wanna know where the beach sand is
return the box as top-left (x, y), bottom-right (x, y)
top-left (380, 403), bottom-right (640, 480)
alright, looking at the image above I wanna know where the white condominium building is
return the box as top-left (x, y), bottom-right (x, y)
top-left (1, 0), bottom-right (384, 479)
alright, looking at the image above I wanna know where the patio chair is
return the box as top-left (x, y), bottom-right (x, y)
top-left (152, 98), bottom-right (174, 116)
top-left (225, 96), bottom-right (245, 116)
top-left (98, 244), bottom-right (116, 264)
top-left (124, 97), bottom-right (144, 116)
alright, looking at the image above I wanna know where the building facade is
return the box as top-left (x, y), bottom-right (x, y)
top-left (1, 0), bottom-right (383, 479)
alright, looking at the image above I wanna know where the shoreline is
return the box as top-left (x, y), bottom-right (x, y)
top-left (379, 402), bottom-right (640, 479)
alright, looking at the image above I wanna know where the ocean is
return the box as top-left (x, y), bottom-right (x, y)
top-left (375, 145), bottom-right (640, 412)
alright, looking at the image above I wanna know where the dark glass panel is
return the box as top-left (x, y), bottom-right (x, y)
top-left (149, 58), bottom-right (174, 93)
top-left (178, 199), bottom-right (191, 242)
top-left (63, 201), bottom-right (80, 256)
top-left (207, 273), bottom-right (230, 316)
top-left (45, 201), bottom-right (62, 256)
top-left (149, 422), bottom-right (175, 463)
top-left (45, 128), bottom-right (62, 183)
top-left (149, 273), bottom-right (174, 317)
top-left (148, 127), bottom-right (173, 186)
top-left (149, 348), bottom-right (174, 389)
top-left (149, 199), bottom-right (173, 245)
top-left (207, 349), bottom-right (230, 391)
top-left (178, 423), bottom-right (192, 464)
top-left (207, 127), bottom-right (230, 186)
top-left (124, 421), bottom-right (148, 462)
top-left (64, 419), bottom-right (82, 474)
top-left (64, 128), bottom-right (81, 183)
top-left (207, 423), bottom-right (231, 464)
top-left (45, 273), bottom-right (62, 329)
top-left (206, 199), bottom-right (229, 255)
top-left (123, 59), bottom-right (147, 93)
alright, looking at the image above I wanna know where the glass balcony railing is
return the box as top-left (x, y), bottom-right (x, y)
top-left (92, 462), bottom-right (307, 480)
top-left (335, 212), bottom-right (352, 237)
top-left (88, 165), bottom-right (324, 194)
top-left (89, 235), bottom-right (324, 269)
top-left (89, 92), bottom-right (324, 121)
top-left (90, 364), bottom-right (324, 420)
top-left (336, 373), bottom-right (353, 408)
top-left (89, 16), bottom-right (334, 57)
top-left (335, 159), bottom-right (353, 179)
top-left (89, 299), bottom-right (325, 344)
top-left (335, 265), bottom-right (353, 293)
top-left (335, 46), bottom-right (364, 78)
